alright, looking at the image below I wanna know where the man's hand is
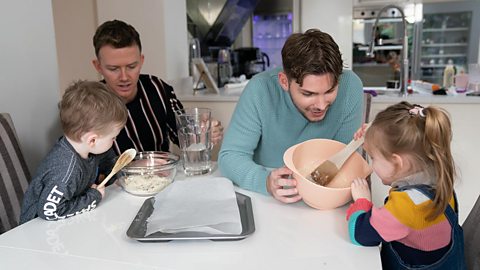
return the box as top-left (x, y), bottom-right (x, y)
top-left (350, 178), bottom-right (371, 202)
top-left (266, 167), bottom-right (302, 203)
top-left (211, 119), bottom-right (224, 145)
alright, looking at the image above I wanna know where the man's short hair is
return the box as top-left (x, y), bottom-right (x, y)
top-left (59, 81), bottom-right (128, 141)
top-left (93, 19), bottom-right (142, 57)
top-left (281, 29), bottom-right (343, 87)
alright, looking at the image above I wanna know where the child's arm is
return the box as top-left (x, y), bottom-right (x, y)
top-left (346, 198), bottom-right (383, 246)
top-left (346, 178), bottom-right (383, 246)
top-left (36, 176), bottom-right (103, 221)
top-left (346, 186), bottom-right (411, 247)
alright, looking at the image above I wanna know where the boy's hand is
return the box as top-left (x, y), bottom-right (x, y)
top-left (351, 178), bottom-right (371, 201)
top-left (91, 184), bottom-right (105, 198)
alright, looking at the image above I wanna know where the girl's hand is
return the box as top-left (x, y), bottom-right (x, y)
top-left (353, 123), bottom-right (370, 140)
top-left (351, 178), bottom-right (371, 202)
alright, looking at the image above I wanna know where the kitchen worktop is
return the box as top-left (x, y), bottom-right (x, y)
top-left (170, 77), bottom-right (245, 102)
top-left (171, 77), bottom-right (480, 104)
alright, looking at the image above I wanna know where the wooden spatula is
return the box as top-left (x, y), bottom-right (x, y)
top-left (310, 123), bottom-right (370, 186)
top-left (97, 148), bottom-right (137, 188)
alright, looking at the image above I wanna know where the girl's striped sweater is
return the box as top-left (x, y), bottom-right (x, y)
top-left (346, 183), bottom-right (456, 265)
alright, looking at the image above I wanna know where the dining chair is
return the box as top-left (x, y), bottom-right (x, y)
top-left (361, 92), bottom-right (373, 190)
top-left (462, 193), bottom-right (480, 270)
top-left (0, 113), bottom-right (31, 234)
top-left (363, 92), bottom-right (372, 125)
top-left (361, 92), bottom-right (372, 160)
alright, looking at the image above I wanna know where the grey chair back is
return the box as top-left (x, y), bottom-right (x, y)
top-left (463, 194), bottom-right (480, 270)
top-left (0, 113), bottom-right (31, 234)
top-left (363, 92), bottom-right (372, 124)
top-left (361, 92), bottom-right (372, 160)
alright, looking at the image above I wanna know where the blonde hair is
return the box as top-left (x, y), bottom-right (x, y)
top-left (366, 101), bottom-right (455, 220)
top-left (59, 80), bottom-right (128, 142)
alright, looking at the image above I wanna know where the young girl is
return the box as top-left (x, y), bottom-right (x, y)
top-left (346, 101), bottom-right (466, 269)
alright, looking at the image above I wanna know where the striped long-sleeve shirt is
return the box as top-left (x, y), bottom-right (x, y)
top-left (110, 74), bottom-right (183, 155)
top-left (346, 183), bottom-right (457, 266)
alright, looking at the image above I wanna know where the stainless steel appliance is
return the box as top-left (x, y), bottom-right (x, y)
top-left (366, 5), bottom-right (409, 96)
top-left (232, 47), bottom-right (270, 78)
top-left (217, 48), bottom-right (233, 87)
top-left (352, 4), bottom-right (418, 88)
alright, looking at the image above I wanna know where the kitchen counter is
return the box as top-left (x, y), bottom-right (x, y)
top-left (171, 77), bottom-right (244, 102)
top-left (172, 77), bottom-right (480, 104)
top-left (178, 87), bottom-right (244, 102)
top-left (180, 90), bottom-right (480, 104)
top-left (367, 90), bottom-right (480, 104)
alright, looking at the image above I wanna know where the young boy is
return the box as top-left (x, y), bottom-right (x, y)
top-left (20, 81), bottom-right (128, 223)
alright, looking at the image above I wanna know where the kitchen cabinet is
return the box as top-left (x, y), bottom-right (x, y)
top-left (420, 11), bottom-right (472, 85)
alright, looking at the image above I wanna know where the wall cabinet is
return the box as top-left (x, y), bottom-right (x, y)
top-left (420, 11), bottom-right (472, 85)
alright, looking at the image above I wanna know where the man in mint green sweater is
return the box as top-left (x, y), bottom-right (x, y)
top-left (219, 29), bottom-right (364, 203)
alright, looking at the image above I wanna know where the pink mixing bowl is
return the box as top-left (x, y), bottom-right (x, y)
top-left (283, 139), bottom-right (372, 210)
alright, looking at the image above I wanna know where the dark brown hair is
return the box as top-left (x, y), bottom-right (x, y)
top-left (281, 29), bottom-right (343, 87)
top-left (60, 81), bottom-right (128, 141)
top-left (366, 101), bottom-right (456, 220)
top-left (93, 20), bottom-right (142, 57)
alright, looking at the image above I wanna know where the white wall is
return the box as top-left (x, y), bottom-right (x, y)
top-left (300, 0), bottom-right (354, 69)
top-left (95, 0), bottom-right (189, 81)
top-left (52, 0), bottom-right (99, 92)
top-left (0, 0), bottom-right (62, 173)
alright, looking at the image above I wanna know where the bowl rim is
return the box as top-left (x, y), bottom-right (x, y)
top-left (284, 139), bottom-right (364, 191)
top-left (123, 151), bottom-right (180, 170)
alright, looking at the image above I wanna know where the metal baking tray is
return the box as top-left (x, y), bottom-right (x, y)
top-left (126, 192), bottom-right (255, 242)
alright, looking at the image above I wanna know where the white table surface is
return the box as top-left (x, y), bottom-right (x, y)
top-left (0, 168), bottom-right (381, 270)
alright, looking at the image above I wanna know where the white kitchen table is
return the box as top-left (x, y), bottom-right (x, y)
top-left (0, 167), bottom-right (381, 269)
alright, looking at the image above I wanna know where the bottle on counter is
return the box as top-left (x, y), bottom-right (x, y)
top-left (454, 69), bottom-right (469, 93)
top-left (189, 38), bottom-right (203, 89)
top-left (443, 59), bottom-right (455, 89)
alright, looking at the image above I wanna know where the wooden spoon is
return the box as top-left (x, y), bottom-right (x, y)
top-left (97, 149), bottom-right (137, 188)
top-left (309, 122), bottom-right (371, 186)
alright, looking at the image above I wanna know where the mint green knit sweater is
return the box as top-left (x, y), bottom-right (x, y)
top-left (218, 68), bottom-right (364, 195)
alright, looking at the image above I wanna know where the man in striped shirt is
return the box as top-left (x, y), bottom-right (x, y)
top-left (91, 20), bottom-right (224, 155)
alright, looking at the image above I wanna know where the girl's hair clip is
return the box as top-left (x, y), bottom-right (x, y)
top-left (409, 106), bottom-right (425, 117)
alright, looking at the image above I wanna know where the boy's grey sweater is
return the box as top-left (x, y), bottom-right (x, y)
top-left (20, 136), bottom-right (116, 223)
